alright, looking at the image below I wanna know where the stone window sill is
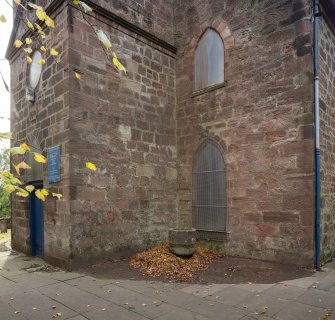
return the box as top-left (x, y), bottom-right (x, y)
top-left (196, 230), bottom-right (230, 241)
top-left (191, 81), bottom-right (228, 97)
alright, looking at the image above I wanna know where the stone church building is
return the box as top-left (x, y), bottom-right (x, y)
top-left (6, 0), bottom-right (335, 268)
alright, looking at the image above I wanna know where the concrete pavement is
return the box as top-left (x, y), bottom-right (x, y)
top-left (0, 242), bottom-right (335, 319)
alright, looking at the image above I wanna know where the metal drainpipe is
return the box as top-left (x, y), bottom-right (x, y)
top-left (312, 0), bottom-right (321, 271)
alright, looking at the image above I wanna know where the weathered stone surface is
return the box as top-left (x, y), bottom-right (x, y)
top-left (8, 0), bottom-right (335, 266)
top-left (319, 15), bottom-right (335, 263)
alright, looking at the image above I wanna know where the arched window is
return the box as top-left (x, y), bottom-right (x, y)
top-left (194, 29), bottom-right (224, 91)
top-left (192, 140), bottom-right (227, 238)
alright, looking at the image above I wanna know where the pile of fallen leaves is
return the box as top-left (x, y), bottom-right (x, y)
top-left (129, 244), bottom-right (221, 281)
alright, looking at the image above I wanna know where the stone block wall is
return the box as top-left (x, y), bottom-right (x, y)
top-left (174, 0), bottom-right (315, 265)
top-left (319, 15), bottom-right (335, 262)
top-left (9, 2), bottom-right (72, 264)
top-left (67, 2), bottom-right (177, 262)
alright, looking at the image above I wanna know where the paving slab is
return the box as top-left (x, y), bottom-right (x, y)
top-left (82, 302), bottom-right (149, 320)
top-left (207, 286), bottom-right (255, 307)
top-left (295, 288), bottom-right (335, 309)
top-left (5, 272), bottom-right (59, 289)
top-left (236, 292), bottom-right (290, 318)
top-left (260, 283), bottom-right (305, 300)
top-left (155, 308), bottom-right (210, 320)
top-left (181, 283), bottom-right (233, 297)
top-left (273, 301), bottom-right (330, 320)
top-left (234, 283), bottom-right (275, 293)
top-left (0, 247), bottom-right (335, 320)
top-left (37, 282), bottom-right (112, 313)
top-left (67, 316), bottom-right (89, 320)
top-left (183, 299), bottom-right (248, 319)
top-left (1, 288), bottom-right (78, 319)
top-left (280, 276), bottom-right (317, 289)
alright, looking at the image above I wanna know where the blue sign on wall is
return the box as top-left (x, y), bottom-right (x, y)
top-left (47, 146), bottom-right (61, 183)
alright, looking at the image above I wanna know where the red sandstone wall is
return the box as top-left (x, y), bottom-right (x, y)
top-left (174, 0), bottom-right (315, 265)
top-left (9, 3), bottom-right (72, 264)
top-left (67, 6), bottom-right (177, 261)
top-left (319, 16), bottom-right (335, 262)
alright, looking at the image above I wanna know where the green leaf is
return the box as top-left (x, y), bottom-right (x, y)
top-left (10, 146), bottom-right (26, 156)
top-left (0, 15), bottom-right (7, 23)
top-left (0, 132), bottom-right (12, 140)
top-left (3, 184), bottom-right (16, 194)
top-left (24, 48), bottom-right (33, 54)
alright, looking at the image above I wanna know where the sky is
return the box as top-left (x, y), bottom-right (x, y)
top-left (0, 0), bottom-right (13, 148)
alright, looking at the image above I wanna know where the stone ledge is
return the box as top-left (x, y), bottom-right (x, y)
top-left (191, 81), bottom-right (228, 97)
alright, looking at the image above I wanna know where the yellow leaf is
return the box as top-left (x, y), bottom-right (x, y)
top-left (12, 163), bottom-right (20, 175)
top-left (1, 171), bottom-right (13, 179)
top-left (25, 185), bottom-right (35, 193)
top-left (24, 48), bottom-right (33, 54)
top-left (73, 0), bottom-right (79, 4)
top-left (16, 188), bottom-right (29, 198)
top-left (36, 9), bottom-right (46, 21)
top-left (12, 161), bottom-right (32, 175)
top-left (14, 40), bottom-right (23, 48)
top-left (0, 15), bottom-right (7, 23)
top-left (40, 46), bottom-right (46, 52)
top-left (17, 162), bottom-right (32, 170)
top-left (4, 184), bottom-right (16, 194)
top-left (25, 37), bottom-right (32, 45)
top-left (10, 146), bottom-right (26, 155)
top-left (35, 23), bottom-right (42, 31)
top-left (35, 23), bottom-right (46, 36)
top-left (27, 56), bottom-right (33, 64)
top-left (96, 29), bottom-right (112, 49)
top-left (50, 48), bottom-right (58, 56)
top-left (86, 162), bottom-right (97, 171)
top-left (20, 143), bottom-right (30, 151)
top-left (74, 72), bottom-right (81, 79)
top-left (26, 19), bottom-right (34, 30)
top-left (41, 189), bottom-right (49, 196)
top-left (45, 16), bottom-right (55, 28)
top-left (112, 52), bottom-right (127, 74)
top-left (34, 152), bottom-right (47, 163)
top-left (35, 189), bottom-right (45, 201)
top-left (38, 59), bottom-right (46, 65)
top-left (52, 193), bottom-right (63, 200)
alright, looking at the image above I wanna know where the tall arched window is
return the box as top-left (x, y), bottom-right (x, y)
top-left (192, 140), bottom-right (227, 238)
top-left (195, 29), bottom-right (224, 91)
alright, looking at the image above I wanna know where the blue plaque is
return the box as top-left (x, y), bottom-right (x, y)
top-left (47, 146), bottom-right (61, 183)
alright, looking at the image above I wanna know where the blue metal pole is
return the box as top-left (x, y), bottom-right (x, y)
top-left (313, 0), bottom-right (321, 271)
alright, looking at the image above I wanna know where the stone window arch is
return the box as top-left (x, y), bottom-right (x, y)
top-left (192, 139), bottom-right (227, 238)
top-left (194, 29), bottom-right (224, 91)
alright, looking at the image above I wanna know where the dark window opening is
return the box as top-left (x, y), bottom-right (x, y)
top-left (192, 140), bottom-right (227, 236)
